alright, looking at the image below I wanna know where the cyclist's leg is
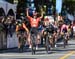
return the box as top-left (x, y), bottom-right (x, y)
top-left (66, 32), bottom-right (69, 44)
top-left (31, 27), bottom-right (39, 49)
top-left (28, 33), bottom-right (32, 48)
top-left (53, 32), bottom-right (58, 47)
top-left (36, 34), bottom-right (40, 49)
top-left (18, 38), bottom-right (21, 49)
top-left (37, 32), bottom-right (41, 44)
top-left (34, 28), bottom-right (40, 49)
top-left (49, 34), bottom-right (53, 48)
top-left (28, 27), bottom-right (35, 49)
top-left (23, 32), bottom-right (27, 44)
top-left (17, 32), bottom-right (21, 49)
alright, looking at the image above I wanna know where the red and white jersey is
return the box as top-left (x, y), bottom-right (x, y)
top-left (61, 24), bottom-right (68, 32)
top-left (27, 16), bottom-right (41, 28)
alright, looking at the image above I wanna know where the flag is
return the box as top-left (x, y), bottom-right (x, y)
top-left (56, 0), bottom-right (62, 14)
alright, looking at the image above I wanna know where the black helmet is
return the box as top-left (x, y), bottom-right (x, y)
top-left (16, 19), bottom-right (22, 24)
top-left (20, 13), bottom-right (25, 19)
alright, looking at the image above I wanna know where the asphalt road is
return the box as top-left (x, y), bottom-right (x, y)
top-left (0, 39), bottom-right (75, 59)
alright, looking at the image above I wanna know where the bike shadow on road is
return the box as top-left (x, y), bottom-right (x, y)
top-left (0, 44), bottom-right (75, 54)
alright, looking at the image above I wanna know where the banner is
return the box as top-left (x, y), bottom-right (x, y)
top-left (67, 13), bottom-right (74, 21)
top-left (56, 0), bottom-right (62, 14)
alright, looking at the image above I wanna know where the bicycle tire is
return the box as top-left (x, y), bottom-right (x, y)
top-left (31, 34), bottom-right (36, 55)
top-left (45, 35), bottom-right (49, 54)
top-left (18, 35), bottom-right (26, 52)
top-left (63, 36), bottom-right (67, 48)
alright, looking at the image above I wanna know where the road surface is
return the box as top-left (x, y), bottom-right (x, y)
top-left (0, 39), bottom-right (75, 59)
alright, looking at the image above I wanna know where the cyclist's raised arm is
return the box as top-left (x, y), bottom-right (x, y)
top-left (26, 8), bottom-right (32, 20)
top-left (40, 8), bottom-right (44, 19)
top-left (26, 8), bottom-right (29, 17)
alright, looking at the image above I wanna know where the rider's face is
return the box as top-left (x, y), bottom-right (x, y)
top-left (33, 15), bottom-right (37, 19)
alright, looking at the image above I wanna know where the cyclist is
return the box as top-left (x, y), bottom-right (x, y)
top-left (43, 16), bottom-right (50, 38)
top-left (60, 22), bottom-right (68, 45)
top-left (61, 22), bottom-right (68, 34)
top-left (16, 19), bottom-right (29, 51)
top-left (53, 21), bottom-right (58, 47)
top-left (26, 8), bottom-right (43, 49)
top-left (43, 16), bottom-right (55, 48)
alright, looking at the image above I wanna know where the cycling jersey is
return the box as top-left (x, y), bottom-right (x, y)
top-left (18, 23), bottom-right (25, 32)
top-left (16, 22), bottom-right (28, 33)
top-left (61, 24), bottom-right (68, 33)
top-left (27, 16), bottom-right (41, 28)
top-left (45, 24), bottom-right (54, 34)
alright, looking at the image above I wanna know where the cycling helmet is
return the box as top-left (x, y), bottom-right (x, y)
top-left (16, 19), bottom-right (22, 25)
